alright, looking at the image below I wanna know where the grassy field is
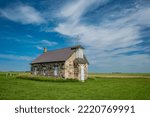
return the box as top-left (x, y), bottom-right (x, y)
top-left (0, 72), bottom-right (150, 100)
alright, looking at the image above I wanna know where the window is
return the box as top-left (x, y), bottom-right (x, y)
top-left (43, 67), bottom-right (46, 76)
top-left (34, 67), bottom-right (37, 75)
top-left (54, 66), bottom-right (58, 76)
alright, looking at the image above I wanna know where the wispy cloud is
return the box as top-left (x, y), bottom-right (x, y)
top-left (0, 4), bottom-right (45, 25)
top-left (0, 53), bottom-right (33, 61)
top-left (59, 0), bottom-right (109, 22)
top-left (36, 40), bottom-right (58, 50)
top-left (54, 0), bottom-right (150, 72)
top-left (36, 45), bottom-right (43, 50)
top-left (26, 34), bottom-right (33, 38)
top-left (40, 40), bottom-right (57, 46)
top-left (1, 35), bottom-right (57, 50)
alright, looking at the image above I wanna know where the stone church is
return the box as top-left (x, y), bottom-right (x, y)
top-left (31, 45), bottom-right (89, 81)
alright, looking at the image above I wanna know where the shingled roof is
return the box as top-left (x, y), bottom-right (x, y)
top-left (31, 45), bottom-right (84, 64)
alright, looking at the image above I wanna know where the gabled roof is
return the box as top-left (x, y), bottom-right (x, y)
top-left (31, 45), bottom-right (85, 64)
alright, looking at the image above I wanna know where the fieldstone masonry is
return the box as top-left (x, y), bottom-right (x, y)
top-left (31, 45), bottom-right (89, 80)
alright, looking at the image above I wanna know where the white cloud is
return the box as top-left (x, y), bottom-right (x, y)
top-left (54, 0), bottom-right (150, 72)
top-left (0, 4), bottom-right (45, 25)
top-left (59, 0), bottom-right (109, 18)
top-left (26, 34), bottom-right (33, 38)
top-left (135, 7), bottom-right (150, 26)
top-left (59, 0), bottom-right (100, 22)
top-left (0, 53), bottom-right (33, 61)
top-left (36, 46), bottom-right (43, 50)
top-left (40, 40), bottom-right (57, 46)
top-left (36, 40), bottom-right (58, 50)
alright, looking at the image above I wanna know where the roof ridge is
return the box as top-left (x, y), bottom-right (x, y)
top-left (46, 45), bottom-right (83, 53)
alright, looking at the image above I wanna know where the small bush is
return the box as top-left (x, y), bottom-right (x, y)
top-left (16, 75), bottom-right (79, 83)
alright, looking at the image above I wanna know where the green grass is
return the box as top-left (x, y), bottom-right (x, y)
top-left (0, 73), bottom-right (150, 100)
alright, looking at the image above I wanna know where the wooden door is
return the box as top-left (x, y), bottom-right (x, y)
top-left (81, 65), bottom-right (84, 81)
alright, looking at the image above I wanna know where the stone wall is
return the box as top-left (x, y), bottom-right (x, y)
top-left (64, 53), bottom-right (76, 79)
top-left (65, 53), bottom-right (88, 80)
top-left (31, 62), bottom-right (65, 77)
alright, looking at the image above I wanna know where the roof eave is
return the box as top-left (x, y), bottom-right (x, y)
top-left (31, 60), bottom-right (65, 65)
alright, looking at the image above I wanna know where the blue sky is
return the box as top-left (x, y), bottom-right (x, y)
top-left (0, 0), bottom-right (150, 72)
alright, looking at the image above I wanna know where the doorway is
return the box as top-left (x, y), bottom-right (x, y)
top-left (80, 65), bottom-right (84, 81)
